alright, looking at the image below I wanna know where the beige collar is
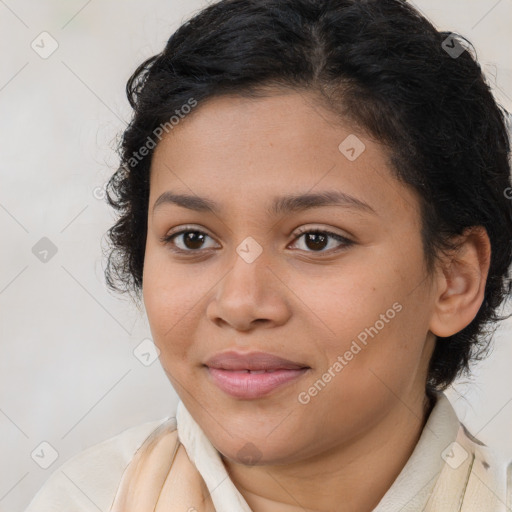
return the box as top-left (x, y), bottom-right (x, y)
top-left (109, 393), bottom-right (505, 511)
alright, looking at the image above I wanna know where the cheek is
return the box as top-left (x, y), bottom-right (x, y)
top-left (305, 250), bottom-right (428, 388)
top-left (301, 256), bottom-right (404, 344)
top-left (142, 251), bottom-right (199, 362)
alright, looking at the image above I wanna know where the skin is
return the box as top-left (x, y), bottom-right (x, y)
top-left (142, 90), bottom-right (491, 512)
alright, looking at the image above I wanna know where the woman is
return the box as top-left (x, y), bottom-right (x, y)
top-left (25, 0), bottom-right (512, 510)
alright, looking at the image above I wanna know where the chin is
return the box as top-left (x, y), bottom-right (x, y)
top-left (212, 431), bottom-right (306, 467)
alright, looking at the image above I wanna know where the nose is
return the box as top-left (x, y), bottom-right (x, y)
top-left (205, 246), bottom-right (291, 332)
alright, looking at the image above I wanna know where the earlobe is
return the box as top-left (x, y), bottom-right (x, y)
top-left (428, 226), bottom-right (491, 338)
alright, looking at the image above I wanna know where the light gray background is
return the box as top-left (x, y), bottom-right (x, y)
top-left (1, 1), bottom-right (511, 511)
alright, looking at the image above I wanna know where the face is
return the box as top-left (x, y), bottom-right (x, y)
top-left (142, 90), bottom-right (438, 466)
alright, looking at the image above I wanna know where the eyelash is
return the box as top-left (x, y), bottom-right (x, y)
top-left (159, 225), bottom-right (354, 255)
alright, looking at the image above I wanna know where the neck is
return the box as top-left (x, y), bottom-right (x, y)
top-left (221, 392), bottom-right (435, 512)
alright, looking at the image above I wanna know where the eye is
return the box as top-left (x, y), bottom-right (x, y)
top-left (289, 227), bottom-right (354, 253)
top-left (160, 225), bottom-right (354, 255)
top-left (160, 226), bottom-right (219, 253)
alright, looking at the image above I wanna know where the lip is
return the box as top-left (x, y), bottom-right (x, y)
top-left (204, 350), bottom-right (309, 371)
top-left (206, 367), bottom-right (310, 399)
top-left (204, 350), bottom-right (310, 400)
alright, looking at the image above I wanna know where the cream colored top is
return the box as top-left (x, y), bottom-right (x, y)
top-left (24, 392), bottom-right (510, 511)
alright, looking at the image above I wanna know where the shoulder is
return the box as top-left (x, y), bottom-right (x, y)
top-left (24, 416), bottom-right (177, 512)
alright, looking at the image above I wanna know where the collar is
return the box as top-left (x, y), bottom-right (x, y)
top-left (175, 392), bottom-right (460, 512)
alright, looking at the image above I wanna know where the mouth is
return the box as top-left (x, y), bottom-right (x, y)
top-left (204, 350), bottom-right (309, 371)
top-left (203, 350), bottom-right (310, 399)
top-left (205, 367), bottom-right (310, 399)
top-left (203, 350), bottom-right (311, 399)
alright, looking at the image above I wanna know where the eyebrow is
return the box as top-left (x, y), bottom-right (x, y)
top-left (152, 190), bottom-right (377, 216)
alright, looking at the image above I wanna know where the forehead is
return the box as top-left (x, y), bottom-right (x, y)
top-left (148, 91), bottom-right (421, 223)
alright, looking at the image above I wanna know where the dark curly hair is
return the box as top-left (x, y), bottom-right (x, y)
top-left (103, 0), bottom-right (512, 396)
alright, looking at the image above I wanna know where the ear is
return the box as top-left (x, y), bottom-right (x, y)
top-left (429, 226), bottom-right (491, 338)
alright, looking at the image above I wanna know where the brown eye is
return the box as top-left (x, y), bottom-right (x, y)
top-left (290, 228), bottom-right (354, 253)
top-left (303, 232), bottom-right (328, 251)
top-left (160, 228), bottom-right (219, 253)
top-left (178, 231), bottom-right (207, 250)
